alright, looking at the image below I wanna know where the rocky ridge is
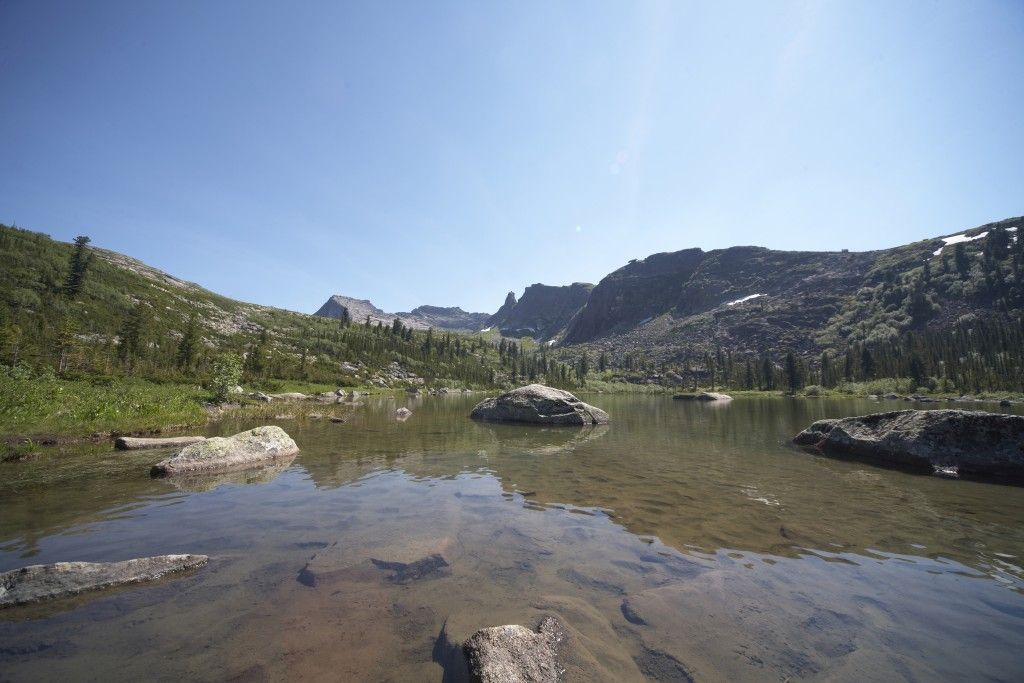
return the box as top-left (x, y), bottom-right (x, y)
top-left (314, 295), bottom-right (488, 332)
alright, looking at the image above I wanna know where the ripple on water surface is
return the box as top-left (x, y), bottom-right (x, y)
top-left (1, 395), bottom-right (1023, 681)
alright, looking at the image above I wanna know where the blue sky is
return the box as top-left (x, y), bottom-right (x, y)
top-left (1, 1), bottom-right (1022, 314)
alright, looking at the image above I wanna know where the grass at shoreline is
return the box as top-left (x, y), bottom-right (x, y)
top-left (3, 374), bottom-right (1018, 450)
top-left (0, 375), bottom-right (209, 440)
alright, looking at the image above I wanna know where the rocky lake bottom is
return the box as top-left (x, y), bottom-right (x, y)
top-left (1, 395), bottom-right (1023, 681)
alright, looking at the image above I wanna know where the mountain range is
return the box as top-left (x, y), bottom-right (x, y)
top-left (315, 216), bottom-right (1022, 361)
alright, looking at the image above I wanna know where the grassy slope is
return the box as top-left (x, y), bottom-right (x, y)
top-left (0, 224), bottom-right (587, 441)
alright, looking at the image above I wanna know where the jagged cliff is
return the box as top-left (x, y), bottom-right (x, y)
top-left (485, 283), bottom-right (594, 340)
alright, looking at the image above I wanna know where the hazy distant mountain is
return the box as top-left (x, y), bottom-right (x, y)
top-left (397, 305), bottom-right (490, 331)
top-left (314, 295), bottom-right (488, 331)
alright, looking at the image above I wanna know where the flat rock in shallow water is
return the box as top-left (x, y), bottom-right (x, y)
top-left (114, 435), bottom-right (206, 450)
top-left (151, 425), bottom-right (299, 476)
top-left (470, 384), bottom-right (609, 425)
top-left (464, 616), bottom-right (564, 683)
top-left (0, 554), bottom-right (208, 608)
top-left (793, 409), bottom-right (1024, 479)
top-left (672, 392), bottom-right (732, 401)
top-left (296, 536), bottom-right (453, 587)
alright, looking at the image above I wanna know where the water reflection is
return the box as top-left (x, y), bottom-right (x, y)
top-left (0, 395), bottom-right (1022, 681)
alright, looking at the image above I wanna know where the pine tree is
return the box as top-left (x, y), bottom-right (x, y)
top-left (245, 329), bottom-right (269, 377)
top-left (860, 346), bottom-right (875, 379)
top-left (955, 243), bottom-right (970, 278)
top-left (819, 352), bottom-right (832, 387)
top-left (176, 314), bottom-right (199, 370)
top-left (117, 304), bottom-right (148, 370)
top-left (63, 235), bottom-right (93, 298)
top-left (784, 352), bottom-right (802, 391)
top-left (761, 355), bottom-right (775, 390)
top-left (56, 317), bottom-right (80, 372)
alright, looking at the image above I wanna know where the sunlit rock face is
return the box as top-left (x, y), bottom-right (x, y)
top-left (151, 426), bottom-right (299, 476)
top-left (470, 384), bottom-right (610, 425)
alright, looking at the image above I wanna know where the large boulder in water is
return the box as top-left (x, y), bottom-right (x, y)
top-left (0, 555), bottom-right (208, 608)
top-left (151, 425), bottom-right (299, 476)
top-left (794, 409), bottom-right (1024, 478)
top-left (470, 384), bottom-right (609, 425)
top-left (464, 616), bottom-right (564, 683)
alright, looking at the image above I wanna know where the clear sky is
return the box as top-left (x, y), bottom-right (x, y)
top-left (2, 1), bottom-right (1022, 315)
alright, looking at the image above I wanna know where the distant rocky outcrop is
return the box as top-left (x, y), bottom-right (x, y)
top-left (485, 283), bottom-right (593, 341)
top-left (151, 426), bottom-right (299, 476)
top-left (0, 555), bottom-right (208, 608)
top-left (793, 409), bottom-right (1024, 479)
top-left (314, 295), bottom-right (488, 332)
top-left (470, 384), bottom-right (609, 425)
top-left (397, 305), bottom-right (490, 331)
top-left (485, 291), bottom-right (518, 329)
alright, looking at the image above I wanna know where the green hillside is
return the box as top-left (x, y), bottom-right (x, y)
top-left (0, 224), bottom-right (579, 438)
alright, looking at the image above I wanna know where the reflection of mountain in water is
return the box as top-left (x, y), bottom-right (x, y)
top-left (3, 395), bottom-right (1023, 593)
top-left (288, 395), bottom-right (1024, 583)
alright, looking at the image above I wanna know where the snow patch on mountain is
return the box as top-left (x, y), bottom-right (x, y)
top-left (726, 293), bottom-right (765, 306)
top-left (933, 232), bottom-right (988, 257)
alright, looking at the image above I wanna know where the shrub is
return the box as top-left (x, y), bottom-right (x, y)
top-left (210, 354), bottom-right (243, 403)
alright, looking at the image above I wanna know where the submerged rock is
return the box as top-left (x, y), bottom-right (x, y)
top-left (114, 435), bottom-right (206, 451)
top-left (0, 555), bottom-right (208, 608)
top-left (464, 616), bottom-right (565, 683)
top-left (151, 426), bottom-right (299, 477)
top-left (672, 392), bottom-right (732, 401)
top-left (794, 409), bottom-right (1024, 479)
top-left (396, 407), bottom-right (413, 420)
top-left (470, 384), bottom-right (609, 425)
top-left (370, 553), bottom-right (449, 583)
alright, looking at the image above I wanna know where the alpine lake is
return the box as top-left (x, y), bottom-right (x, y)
top-left (2, 394), bottom-right (1023, 682)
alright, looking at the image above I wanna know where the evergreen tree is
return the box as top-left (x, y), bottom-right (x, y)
top-left (819, 352), bottom-right (832, 388)
top-left (784, 352), bottom-right (802, 391)
top-left (954, 243), bottom-right (970, 278)
top-left (176, 314), bottom-right (200, 370)
top-left (56, 317), bottom-right (80, 372)
top-left (117, 304), bottom-right (148, 370)
top-left (245, 329), bottom-right (269, 378)
top-left (860, 346), bottom-right (875, 379)
top-left (761, 355), bottom-right (775, 390)
top-left (63, 235), bottom-right (93, 298)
